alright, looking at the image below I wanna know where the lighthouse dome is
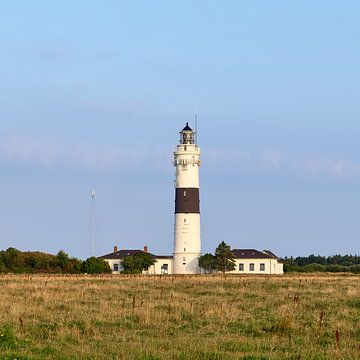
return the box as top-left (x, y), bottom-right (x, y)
top-left (181, 122), bottom-right (193, 132)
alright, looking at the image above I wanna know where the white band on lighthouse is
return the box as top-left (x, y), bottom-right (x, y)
top-left (173, 123), bottom-right (201, 274)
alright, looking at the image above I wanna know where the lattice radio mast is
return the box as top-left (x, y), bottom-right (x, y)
top-left (90, 190), bottom-right (96, 257)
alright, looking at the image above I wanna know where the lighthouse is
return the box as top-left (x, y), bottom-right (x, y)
top-left (173, 123), bottom-right (201, 274)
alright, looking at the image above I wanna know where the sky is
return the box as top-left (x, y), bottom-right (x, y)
top-left (1, 1), bottom-right (360, 259)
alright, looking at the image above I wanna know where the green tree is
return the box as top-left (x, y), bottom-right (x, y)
top-left (81, 257), bottom-right (112, 274)
top-left (0, 260), bottom-right (8, 273)
top-left (122, 252), bottom-right (156, 274)
top-left (2, 248), bottom-right (21, 271)
top-left (57, 250), bottom-right (70, 271)
top-left (214, 241), bottom-right (235, 273)
top-left (57, 251), bottom-right (82, 273)
top-left (198, 253), bottom-right (215, 274)
top-left (68, 258), bottom-right (82, 273)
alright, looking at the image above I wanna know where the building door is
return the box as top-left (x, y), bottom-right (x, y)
top-left (161, 264), bottom-right (168, 274)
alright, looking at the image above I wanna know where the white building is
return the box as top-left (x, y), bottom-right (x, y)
top-left (98, 123), bottom-right (283, 275)
top-left (99, 246), bottom-right (283, 275)
top-left (99, 246), bottom-right (173, 275)
top-left (230, 249), bottom-right (283, 274)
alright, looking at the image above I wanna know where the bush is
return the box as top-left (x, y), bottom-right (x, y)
top-left (283, 263), bottom-right (301, 273)
top-left (283, 255), bottom-right (360, 274)
top-left (198, 253), bottom-right (216, 273)
top-left (303, 263), bottom-right (325, 272)
top-left (121, 252), bottom-right (156, 274)
top-left (0, 261), bottom-right (8, 273)
top-left (81, 257), bottom-right (112, 274)
top-left (0, 248), bottom-right (82, 274)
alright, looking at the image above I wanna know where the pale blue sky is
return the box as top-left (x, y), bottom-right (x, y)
top-left (1, 1), bottom-right (360, 259)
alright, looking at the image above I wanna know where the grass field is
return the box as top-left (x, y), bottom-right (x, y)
top-left (0, 274), bottom-right (359, 359)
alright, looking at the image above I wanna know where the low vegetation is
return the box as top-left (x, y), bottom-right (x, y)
top-left (0, 274), bottom-right (359, 359)
top-left (0, 248), bottom-right (110, 274)
top-left (121, 252), bottom-right (156, 274)
top-left (283, 254), bottom-right (360, 273)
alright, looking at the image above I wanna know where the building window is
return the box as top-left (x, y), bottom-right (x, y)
top-left (184, 190), bottom-right (187, 196)
top-left (249, 263), bottom-right (255, 271)
top-left (161, 264), bottom-right (168, 274)
top-left (260, 263), bottom-right (265, 271)
top-left (239, 263), bottom-right (244, 271)
top-left (113, 264), bottom-right (119, 272)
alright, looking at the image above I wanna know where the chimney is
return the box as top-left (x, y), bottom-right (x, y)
top-left (114, 245), bottom-right (118, 253)
top-left (143, 245), bottom-right (148, 253)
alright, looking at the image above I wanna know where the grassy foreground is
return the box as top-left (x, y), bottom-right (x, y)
top-left (0, 274), bottom-right (359, 359)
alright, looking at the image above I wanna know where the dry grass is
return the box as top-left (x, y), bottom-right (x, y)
top-left (0, 274), bottom-right (359, 359)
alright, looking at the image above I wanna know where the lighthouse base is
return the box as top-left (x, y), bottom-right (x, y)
top-left (173, 253), bottom-right (201, 274)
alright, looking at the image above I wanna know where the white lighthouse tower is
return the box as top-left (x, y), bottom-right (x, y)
top-left (173, 123), bottom-right (201, 274)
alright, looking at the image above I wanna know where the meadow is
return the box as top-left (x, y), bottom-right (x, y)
top-left (0, 274), bottom-right (359, 360)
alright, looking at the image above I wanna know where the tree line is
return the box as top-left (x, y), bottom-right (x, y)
top-left (0, 248), bottom-right (111, 274)
top-left (2, 246), bottom-right (360, 275)
top-left (283, 254), bottom-right (360, 273)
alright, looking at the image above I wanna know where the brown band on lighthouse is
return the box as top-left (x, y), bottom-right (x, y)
top-left (175, 188), bottom-right (200, 214)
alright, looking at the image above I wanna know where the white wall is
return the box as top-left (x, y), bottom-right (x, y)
top-left (230, 258), bottom-right (283, 275)
top-left (147, 259), bottom-right (173, 275)
top-left (173, 213), bottom-right (201, 253)
top-left (104, 259), bottom-right (123, 274)
top-left (103, 258), bottom-right (173, 275)
top-left (104, 257), bottom-right (283, 275)
top-left (173, 145), bottom-right (201, 188)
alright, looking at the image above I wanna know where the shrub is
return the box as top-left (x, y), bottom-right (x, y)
top-left (198, 253), bottom-right (215, 273)
top-left (121, 252), bottom-right (156, 274)
top-left (81, 257), bottom-right (112, 274)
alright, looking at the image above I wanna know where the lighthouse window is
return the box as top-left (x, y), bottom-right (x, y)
top-left (184, 146), bottom-right (187, 151)
top-left (184, 218), bottom-right (186, 223)
top-left (184, 191), bottom-right (187, 196)
top-left (184, 248), bottom-right (186, 252)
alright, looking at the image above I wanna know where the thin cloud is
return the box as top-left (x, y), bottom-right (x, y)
top-left (0, 135), bottom-right (147, 170)
top-left (1, 136), bottom-right (359, 178)
top-left (296, 157), bottom-right (360, 178)
top-left (206, 148), bottom-right (360, 179)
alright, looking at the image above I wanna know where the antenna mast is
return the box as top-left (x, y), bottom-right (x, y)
top-left (195, 113), bottom-right (198, 145)
top-left (90, 190), bottom-right (96, 257)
